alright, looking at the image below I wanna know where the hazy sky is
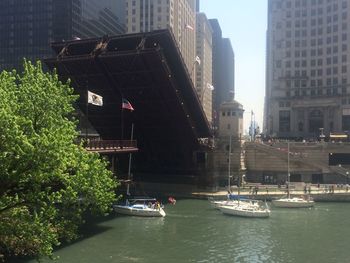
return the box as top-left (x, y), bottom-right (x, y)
top-left (199, 0), bottom-right (268, 133)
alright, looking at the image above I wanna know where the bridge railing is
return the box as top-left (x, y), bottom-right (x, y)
top-left (85, 140), bottom-right (137, 151)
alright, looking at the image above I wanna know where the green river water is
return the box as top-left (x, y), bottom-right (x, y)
top-left (20, 200), bottom-right (350, 263)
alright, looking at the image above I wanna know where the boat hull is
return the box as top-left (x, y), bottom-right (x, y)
top-left (219, 205), bottom-right (270, 218)
top-left (211, 200), bottom-right (259, 210)
top-left (114, 205), bottom-right (166, 217)
top-left (272, 198), bottom-right (314, 208)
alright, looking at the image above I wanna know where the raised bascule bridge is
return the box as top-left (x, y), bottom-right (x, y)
top-left (44, 29), bottom-right (212, 185)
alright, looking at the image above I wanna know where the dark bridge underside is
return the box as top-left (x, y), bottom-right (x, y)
top-left (44, 29), bottom-right (211, 177)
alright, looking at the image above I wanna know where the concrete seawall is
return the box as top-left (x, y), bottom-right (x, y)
top-left (192, 191), bottom-right (350, 202)
top-left (137, 182), bottom-right (350, 202)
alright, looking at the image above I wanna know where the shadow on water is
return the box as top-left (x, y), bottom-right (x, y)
top-left (7, 212), bottom-right (117, 263)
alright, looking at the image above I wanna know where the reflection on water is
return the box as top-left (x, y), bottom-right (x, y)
top-left (20, 200), bottom-right (350, 263)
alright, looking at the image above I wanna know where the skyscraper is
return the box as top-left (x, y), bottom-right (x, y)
top-left (209, 19), bottom-right (235, 130)
top-left (0, 0), bottom-right (125, 71)
top-left (125, 0), bottom-right (196, 80)
top-left (196, 12), bottom-right (213, 123)
top-left (265, 0), bottom-right (350, 138)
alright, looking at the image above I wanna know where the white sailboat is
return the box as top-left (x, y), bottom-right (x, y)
top-left (113, 198), bottom-right (166, 217)
top-left (114, 124), bottom-right (166, 217)
top-left (272, 142), bottom-right (314, 208)
top-left (219, 184), bottom-right (271, 218)
top-left (210, 135), bottom-right (245, 209)
top-left (215, 136), bottom-right (270, 218)
top-left (219, 201), bottom-right (271, 218)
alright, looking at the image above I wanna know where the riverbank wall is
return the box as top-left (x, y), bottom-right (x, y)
top-left (135, 182), bottom-right (350, 202)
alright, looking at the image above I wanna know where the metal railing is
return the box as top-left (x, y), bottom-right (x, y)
top-left (85, 140), bottom-right (137, 151)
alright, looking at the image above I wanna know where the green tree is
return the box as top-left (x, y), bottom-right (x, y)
top-left (0, 61), bottom-right (118, 260)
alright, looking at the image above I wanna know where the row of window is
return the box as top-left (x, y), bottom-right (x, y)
top-left (284, 86), bottom-right (348, 98)
top-left (280, 93), bottom-right (350, 109)
top-left (276, 41), bottom-right (348, 52)
top-left (221, 111), bottom-right (243, 118)
top-left (282, 66), bottom-right (347, 76)
top-left (284, 10), bottom-right (347, 19)
top-left (285, 31), bottom-right (348, 43)
top-left (277, 20), bottom-right (348, 31)
top-left (273, 0), bottom-right (347, 10)
top-left (281, 68), bottom-right (348, 78)
top-left (286, 78), bottom-right (347, 93)
top-left (278, 57), bottom-right (348, 68)
top-left (277, 110), bottom-right (350, 133)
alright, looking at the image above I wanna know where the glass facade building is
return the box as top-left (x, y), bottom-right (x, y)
top-left (0, 0), bottom-right (126, 71)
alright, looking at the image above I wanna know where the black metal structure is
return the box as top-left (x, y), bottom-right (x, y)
top-left (44, 29), bottom-right (211, 179)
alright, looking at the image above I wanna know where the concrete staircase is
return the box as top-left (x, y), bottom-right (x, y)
top-left (245, 141), bottom-right (350, 182)
top-left (244, 142), bottom-right (321, 172)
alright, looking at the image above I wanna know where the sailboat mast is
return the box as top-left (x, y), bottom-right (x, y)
top-left (287, 141), bottom-right (290, 198)
top-left (126, 123), bottom-right (134, 196)
top-left (228, 135), bottom-right (232, 192)
top-left (287, 141), bottom-right (290, 182)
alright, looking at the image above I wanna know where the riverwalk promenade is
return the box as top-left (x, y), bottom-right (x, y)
top-left (138, 181), bottom-right (350, 202)
top-left (192, 184), bottom-right (350, 202)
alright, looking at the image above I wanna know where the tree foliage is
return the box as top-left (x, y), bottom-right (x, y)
top-left (0, 61), bottom-right (118, 260)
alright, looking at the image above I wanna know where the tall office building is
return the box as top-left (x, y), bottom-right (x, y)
top-left (125, 0), bottom-right (196, 80)
top-left (209, 19), bottom-right (235, 130)
top-left (0, 0), bottom-right (125, 71)
top-left (265, 0), bottom-right (350, 138)
top-left (196, 13), bottom-right (213, 123)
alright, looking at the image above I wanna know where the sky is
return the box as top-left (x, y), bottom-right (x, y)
top-left (199, 0), bottom-right (268, 133)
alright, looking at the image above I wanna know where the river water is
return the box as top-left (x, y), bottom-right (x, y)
top-left (24, 200), bottom-right (350, 263)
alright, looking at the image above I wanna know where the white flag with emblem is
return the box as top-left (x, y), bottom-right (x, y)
top-left (87, 91), bottom-right (103, 106)
top-left (195, 55), bottom-right (201, 65)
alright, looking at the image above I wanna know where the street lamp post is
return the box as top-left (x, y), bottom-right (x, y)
top-left (201, 83), bottom-right (214, 103)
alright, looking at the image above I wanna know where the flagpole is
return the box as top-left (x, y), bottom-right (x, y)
top-left (126, 123), bottom-right (134, 196)
top-left (86, 89), bottom-right (89, 143)
top-left (121, 98), bottom-right (124, 141)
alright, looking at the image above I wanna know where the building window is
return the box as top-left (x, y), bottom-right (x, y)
top-left (298, 122), bottom-right (304, 132)
top-left (279, 110), bottom-right (291, 132)
top-left (342, 116), bottom-right (350, 131)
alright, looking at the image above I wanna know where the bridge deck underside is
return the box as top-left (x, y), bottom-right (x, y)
top-left (44, 30), bottom-right (211, 175)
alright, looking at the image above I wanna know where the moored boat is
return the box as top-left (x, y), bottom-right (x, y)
top-left (272, 141), bottom-right (315, 208)
top-left (113, 198), bottom-right (166, 217)
top-left (219, 202), bottom-right (270, 218)
top-left (272, 196), bottom-right (314, 208)
top-left (210, 197), bottom-right (260, 210)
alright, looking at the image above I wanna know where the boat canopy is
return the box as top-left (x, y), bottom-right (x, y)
top-left (228, 194), bottom-right (250, 201)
